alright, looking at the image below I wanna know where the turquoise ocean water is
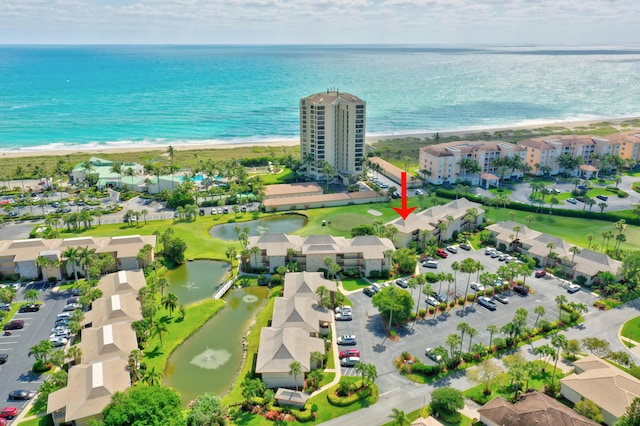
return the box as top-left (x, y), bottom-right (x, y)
top-left (1, 45), bottom-right (639, 152)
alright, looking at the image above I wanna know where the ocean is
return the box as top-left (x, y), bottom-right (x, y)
top-left (1, 45), bottom-right (640, 152)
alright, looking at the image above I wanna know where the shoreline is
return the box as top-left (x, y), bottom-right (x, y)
top-left (1, 116), bottom-right (639, 160)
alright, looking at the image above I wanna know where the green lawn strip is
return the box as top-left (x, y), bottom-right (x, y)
top-left (488, 188), bottom-right (513, 195)
top-left (380, 407), bottom-right (473, 426)
top-left (463, 361), bottom-right (564, 405)
top-left (484, 205), bottom-right (640, 251)
top-left (221, 285), bottom-right (281, 406)
top-left (326, 346), bottom-right (335, 370)
top-left (307, 377), bottom-right (379, 425)
top-left (340, 277), bottom-right (370, 291)
top-left (621, 316), bottom-right (640, 342)
top-left (318, 372), bottom-right (336, 388)
top-left (254, 168), bottom-right (294, 185)
top-left (17, 415), bottom-right (54, 426)
top-left (144, 299), bottom-right (225, 374)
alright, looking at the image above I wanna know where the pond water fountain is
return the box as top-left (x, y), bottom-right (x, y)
top-left (208, 214), bottom-right (307, 241)
top-left (163, 260), bottom-right (229, 306)
top-left (163, 286), bottom-right (267, 405)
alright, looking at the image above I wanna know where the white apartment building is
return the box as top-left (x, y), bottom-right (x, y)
top-left (300, 90), bottom-right (366, 181)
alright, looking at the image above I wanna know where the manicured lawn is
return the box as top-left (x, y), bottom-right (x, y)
top-left (144, 299), bottom-right (226, 373)
top-left (488, 188), bottom-right (513, 196)
top-left (341, 277), bottom-right (370, 291)
top-left (485, 205), bottom-right (640, 251)
top-left (621, 316), bottom-right (640, 342)
top-left (295, 203), bottom-right (399, 237)
top-left (381, 407), bottom-right (473, 426)
top-left (17, 415), bottom-right (54, 426)
top-left (307, 378), bottom-right (379, 425)
top-left (318, 372), bottom-right (335, 388)
top-left (255, 168), bottom-right (294, 185)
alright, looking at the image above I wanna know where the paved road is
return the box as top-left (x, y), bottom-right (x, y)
top-left (0, 283), bottom-right (72, 424)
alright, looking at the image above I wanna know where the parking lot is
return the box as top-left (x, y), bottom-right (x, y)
top-left (335, 247), bottom-right (597, 393)
top-left (0, 283), bottom-right (74, 424)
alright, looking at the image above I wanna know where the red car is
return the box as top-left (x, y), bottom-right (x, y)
top-left (339, 349), bottom-right (360, 359)
top-left (0, 407), bottom-right (18, 419)
top-left (436, 248), bottom-right (448, 258)
top-left (535, 269), bottom-right (547, 278)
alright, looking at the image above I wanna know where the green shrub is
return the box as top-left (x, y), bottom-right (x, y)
top-left (327, 384), bottom-right (373, 407)
top-left (424, 272), bottom-right (438, 283)
top-left (412, 363), bottom-right (442, 377)
top-left (291, 407), bottom-right (314, 422)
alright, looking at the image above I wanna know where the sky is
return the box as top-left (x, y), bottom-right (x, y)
top-left (1, 0), bottom-right (640, 45)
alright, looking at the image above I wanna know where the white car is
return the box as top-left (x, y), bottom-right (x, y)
top-left (337, 335), bottom-right (357, 345)
top-left (425, 347), bottom-right (443, 362)
top-left (335, 306), bottom-right (352, 315)
top-left (425, 296), bottom-right (439, 307)
top-left (485, 247), bottom-right (495, 255)
top-left (49, 336), bottom-right (68, 347)
top-left (335, 312), bottom-right (353, 321)
top-left (567, 284), bottom-right (581, 294)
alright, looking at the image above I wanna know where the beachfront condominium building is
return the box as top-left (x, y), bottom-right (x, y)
top-left (517, 135), bottom-right (615, 175)
top-left (607, 130), bottom-right (640, 162)
top-left (300, 90), bottom-right (366, 181)
top-left (419, 140), bottom-right (526, 187)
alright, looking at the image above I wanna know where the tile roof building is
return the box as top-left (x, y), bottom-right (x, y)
top-left (419, 140), bottom-right (525, 186)
top-left (478, 390), bottom-right (599, 426)
top-left (486, 221), bottom-right (622, 285)
top-left (248, 233), bottom-right (395, 276)
top-left (0, 235), bottom-right (155, 281)
top-left (300, 90), bottom-right (366, 180)
top-left (386, 198), bottom-right (484, 248)
top-left (48, 270), bottom-right (146, 426)
top-left (561, 355), bottom-right (640, 425)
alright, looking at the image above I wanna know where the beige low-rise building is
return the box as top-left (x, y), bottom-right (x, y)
top-left (271, 296), bottom-right (331, 337)
top-left (248, 233), bottom-right (394, 277)
top-left (255, 327), bottom-right (325, 389)
top-left (561, 355), bottom-right (640, 425)
top-left (282, 271), bottom-right (337, 301)
top-left (82, 292), bottom-right (143, 329)
top-left (78, 322), bottom-right (138, 364)
top-left (486, 221), bottom-right (622, 285)
top-left (48, 358), bottom-right (131, 426)
top-left (0, 235), bottom-right (154, 281)
top-left (386, 198), bottom-right (484, 248)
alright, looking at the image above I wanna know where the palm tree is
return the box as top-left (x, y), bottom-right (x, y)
top-left (289, 361), bottom-right (302, 391)
top-left (62, 247), bottom-right (81, 283)
top-left (67, 345), bottom-right (82, 365)
top-left (142, 366), bottom-right (163, 386)
top-left (526, 215), bottom-right (535, 225)
top-left (25, 289), bottom-right (39, 304)
top-left (162, 292), bottom-right (179, 317)
top-left (487, 324), bottom-right (498, 348)
top-left (78, 246), bottom-right (97, 279)
top-left (550, 333), bottom-right (567, 388)
top-left (586, 234), bottom-right (594, 250)
top-left (533, 305), bottom-right (545, 328)
top-left (555, 294), bottom-right (567, 321)
top-left (153, 317), bottom-right (170, 346)
top-left (467, 326), bottom-right (478, 352)
top-left (167, 145), bottom-right (176, 190)
top-left (388, 408), bottom-right (410, 426)
top-left (457, 322), bottom-right (470, 353)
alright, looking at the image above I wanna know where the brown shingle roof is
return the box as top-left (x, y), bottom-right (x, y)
top-left (264, 183), bottom-right (323, 198)
top-left (478, 391), bottom-right (599, 426)
top-left (255, 327), bottom-right (324, 374)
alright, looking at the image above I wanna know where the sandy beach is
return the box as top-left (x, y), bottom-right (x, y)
top-left (1, 116), bottom-right (639, 160)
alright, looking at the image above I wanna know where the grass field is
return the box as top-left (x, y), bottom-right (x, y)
top-left (621, 316), bottom-right (640, 342)
top-left (17, 415), bottom-right (54, 426)
top-left (341, 277), bottom-right (371, 291)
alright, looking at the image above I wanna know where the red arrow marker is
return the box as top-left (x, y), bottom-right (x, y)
top-left (392, 171), bottom-right (417, 220)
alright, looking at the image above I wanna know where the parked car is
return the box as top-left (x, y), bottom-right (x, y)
top-left (423, 260), bottom-right (438, 269)
top-left (49, 336), bottom-right (68, 347)
top-left (395, 278), bottom-right (408, 288)
top-left (19, 304), bottom-right (40, 313)
top-left (459, 242), bottom-right (471, 251)
top-left (478, 296), bottom-right (497, 311)
top-left (446, 246), bottom-right (458, 254)
top-left (0, 303), bottom-right (10, 311)
top-left (434, 293), bottom-right (447, 303)
top-left (339, 349), bottom-right (360, 359)
top-left (70, 288), bottom-right (82, 296)
top-left (54, 319), bottom-right (71, 327)
top-left (425, 347), bottom-right (443, 362)
top-left (567, 198), bottom-right (577, 204)
top-left (340, 356), bottom-right (360, 367)
top-left (66, 297), bottom-right (80, 305)
top-left (567, 284), bottom-right (581, 294)
top-left (335, 312), bottom-right (353, 321)
top-left (415, 189), bottom-right (424, 195)
top-left (493, 294), bottom-right (509, 304)
top-left (425, 296), bottom-right (439, 307)
top-left (492, 279), bottom-right (504, 287)
top-left (337, 335), bottom-right (357, 345)
top-left (535, 269), bottom-right (547, 278)
top-left (514, 285), bottom-right (529, 296)
top-left (0, 407), bottom-right (18, 420)
top-left (0, 353), bottom-right (8, 364)
top-left (363, 287), bottom-right (375, 297)
top-left (470, 282), bottom-right (484, 292)
top-left (597, 194), bottom-right (608, 201)
top-left (3, 320), bottom-right (24, 330)
top-left (436, 248), bottom-right (448, 258)
top-left (210, 209), bottom-right (217, 215)
top-left (490, 251), bottom-right (500, 258)
top-left (335, 306), bottom-right (352, 315)
top-left (371, 283), bottom-right (382, 293)
top-left (498, 254), bottom-right (506, 261)
top-left (485, 247), bottom-right (496, 255)
top-left (8, 390), bottom-right (36, 400)
top-left (62, 303), bottom-right (82, 312)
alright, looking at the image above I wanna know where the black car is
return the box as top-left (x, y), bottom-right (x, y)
top-left (363, 287), bottom-right (375, 297)
top-left (434, 293), bottom-right (447, 303)
top-left (0, 353), bottom-right (8, 364)
top-left (514, 285), bottom-right (529, 296)
top-left (66, 297), bottom-right (79, 305)
top-left (9, 389), bottom-right (37, 400)
top-left (596, 194), bottom-right (608, 201)
top-left (18, 304), bottom-right (40, 313)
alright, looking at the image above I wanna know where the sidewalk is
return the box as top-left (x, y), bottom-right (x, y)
top-left (310, 320), bottom-right (342, 397)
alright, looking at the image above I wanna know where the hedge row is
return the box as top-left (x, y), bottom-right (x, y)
top-left (435, 188), bottom-right (640, 226)
top-left (327, 385), bottom-right (373, 407)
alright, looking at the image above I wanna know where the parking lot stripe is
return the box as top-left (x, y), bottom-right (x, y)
top-left (379, 387), bottom-right (400, 397)
top-left (0, 341), bottom-right (18, 344)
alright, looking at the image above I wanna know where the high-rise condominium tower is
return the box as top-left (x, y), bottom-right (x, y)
top-left (300, 90), bottom-right (366, 181)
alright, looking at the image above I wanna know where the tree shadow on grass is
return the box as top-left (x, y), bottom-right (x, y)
top-left (144, 345), bottom-right (165, 359)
